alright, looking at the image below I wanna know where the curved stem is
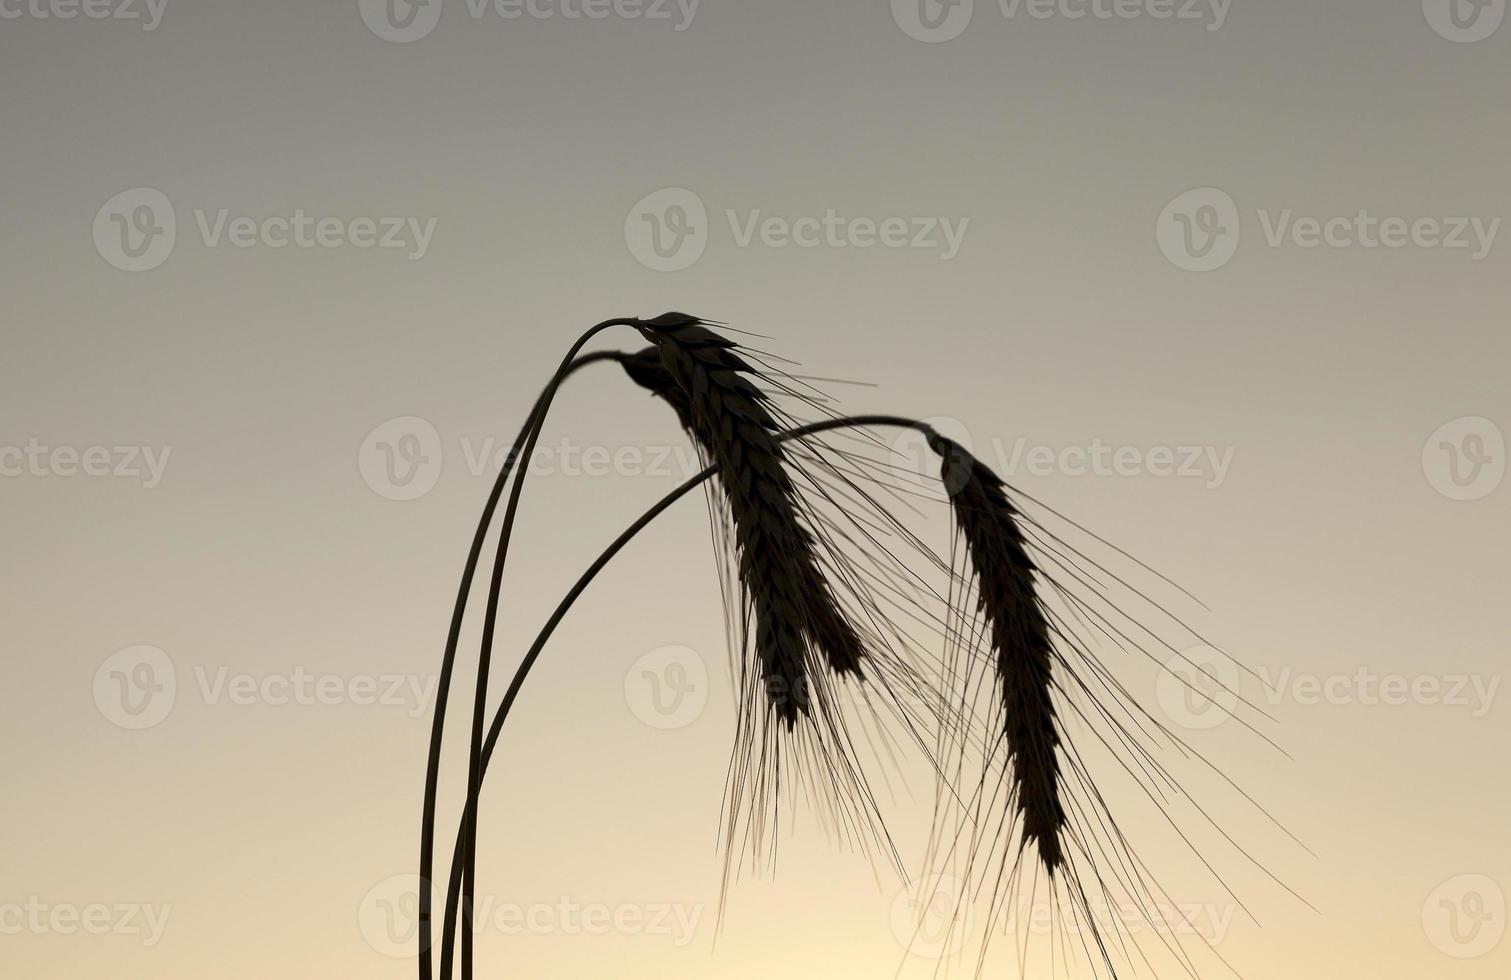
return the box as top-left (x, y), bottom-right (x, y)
top-left (460, 319), bottom-right (641, 980)
top-left (440, 462), bottom-right (713, 969)
top-left (418, 350), bottom-right (623, 980)
top-left (439, 413), bottom-right (936, 968)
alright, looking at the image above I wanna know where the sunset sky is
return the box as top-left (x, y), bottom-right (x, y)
top-left (2, 1), bottom-right (1508, 977)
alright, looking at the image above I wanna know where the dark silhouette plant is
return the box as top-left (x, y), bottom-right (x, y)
top-left (415, 314), bottom-right (1295, 980)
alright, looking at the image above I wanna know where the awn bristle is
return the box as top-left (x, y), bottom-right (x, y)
top-left (931, 433), bottom-right (1067, 874)
top-left (628, 318), bottom-right (867, 725)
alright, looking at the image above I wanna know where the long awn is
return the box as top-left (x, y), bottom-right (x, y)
top-left (420, 315), bottom-right (1298, 980)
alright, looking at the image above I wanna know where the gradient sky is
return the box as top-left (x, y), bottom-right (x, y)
top-left (2, 1), bottom-right (1508, 977)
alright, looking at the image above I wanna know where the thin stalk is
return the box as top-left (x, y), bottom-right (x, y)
top-left (441, 460), bottom-right (711, 976)
top-left (440, 414), bottom-right (934, 972)
top-left (418, 351), bottom-right (621, 980)
top-left (460, 319), bottom-right (641, 980)
top-left (414, 347), bottom-right (619, 972)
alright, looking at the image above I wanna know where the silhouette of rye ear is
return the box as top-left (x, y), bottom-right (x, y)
top-left (624, 319), bottom-right (867, 725)
top-left (930, 432), bottom-right (1067, 874)
top-left (617, 346), bottom-right (694, 430)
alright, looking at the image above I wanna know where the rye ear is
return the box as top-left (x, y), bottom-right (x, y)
top-left (932, 433), bottom-right (1067, 873)
top-left (634, 321), bottom-right (867, 723)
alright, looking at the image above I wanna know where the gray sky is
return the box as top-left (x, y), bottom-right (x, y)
top-left (3, 1), bottom-right (1508, 977)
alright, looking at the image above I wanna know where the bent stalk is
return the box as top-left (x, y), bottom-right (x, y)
top-left (418, 349), bottom-right (622, 980)
top-left (439, 415), bottom-right (934, 972)
top-left (459, 319), bottom-right (641, 980)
